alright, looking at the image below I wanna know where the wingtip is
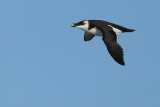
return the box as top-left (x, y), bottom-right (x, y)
top-left (119, 61), bottom-right (125, 66)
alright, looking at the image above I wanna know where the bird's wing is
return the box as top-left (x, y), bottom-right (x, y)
top-left (84, 32), bottom-right (95, 41)
top-left (102, 30), bottom-right (125, 65)
top-left (89, 20), bottom-right (125, 65)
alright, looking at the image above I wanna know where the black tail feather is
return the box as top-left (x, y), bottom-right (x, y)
top-left (123, 28), bottom-right (135, 32)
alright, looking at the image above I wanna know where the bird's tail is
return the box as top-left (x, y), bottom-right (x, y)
top-left (123, 28), bottom-right (135, 32)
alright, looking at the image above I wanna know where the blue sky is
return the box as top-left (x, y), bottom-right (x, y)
top-left (0, 0), bottom-right (160, 107)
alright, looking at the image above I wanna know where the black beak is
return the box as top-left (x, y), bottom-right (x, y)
top-left (71, 23), bottom-right (76, 27)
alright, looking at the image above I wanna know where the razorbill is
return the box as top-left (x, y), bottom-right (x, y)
top-left (71, 20), bottom-right (135, 65)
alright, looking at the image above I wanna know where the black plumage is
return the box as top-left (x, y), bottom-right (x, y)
top-left (88, 20), bottom-right (134, 65)
top-left (72, 20), bottom-right (135, 65)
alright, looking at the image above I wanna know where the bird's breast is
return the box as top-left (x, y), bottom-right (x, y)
top-left (87, 27), bottom-right (103, 36)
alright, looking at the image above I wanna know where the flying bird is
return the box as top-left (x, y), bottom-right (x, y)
top-left (71, 20), bottom-right (135, 65)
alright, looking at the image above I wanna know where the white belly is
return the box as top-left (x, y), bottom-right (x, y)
top-left (85, 26), bottom-right (122, 36)
top-left (86, 27), bottom-right (103, 36)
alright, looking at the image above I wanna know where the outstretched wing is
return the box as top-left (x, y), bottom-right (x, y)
top-left (102, 30), bottom-right (125, 65)
top-left (88, 20), bottom-right (125, 65)
top-left (84, 32), bottom-right (95, 41)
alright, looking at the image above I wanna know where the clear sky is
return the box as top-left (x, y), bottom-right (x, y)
top-left (0, 0), bottom-right (160, 107)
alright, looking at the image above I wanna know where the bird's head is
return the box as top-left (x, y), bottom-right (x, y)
top-left (71, 20), bottom-right (89, 31)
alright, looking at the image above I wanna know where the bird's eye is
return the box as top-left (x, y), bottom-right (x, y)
top-left (77, 21), bottom-right (85, 26)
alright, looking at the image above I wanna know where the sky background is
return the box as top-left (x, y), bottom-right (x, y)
top-left (0, 0), bottom-right (160, 107)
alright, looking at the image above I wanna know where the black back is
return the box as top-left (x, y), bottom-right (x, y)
top-left (88, 20), bottom-right (135, 32)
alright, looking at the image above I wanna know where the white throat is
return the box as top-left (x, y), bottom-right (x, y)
top-left (75, 21), bottom-right (103, 36)
top-left (76, 20), bottom-right (89, 31)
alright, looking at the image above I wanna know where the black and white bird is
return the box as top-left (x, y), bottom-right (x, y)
top-left (71, 20), bottom-right (135, 65)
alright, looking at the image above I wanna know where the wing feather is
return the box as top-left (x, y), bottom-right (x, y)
top-left (89, 20), bottom-right (125, 65)
top-left (102, 31), bottom-right (125, 65)
top-left (84, 32), bottom-right (95, 41)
